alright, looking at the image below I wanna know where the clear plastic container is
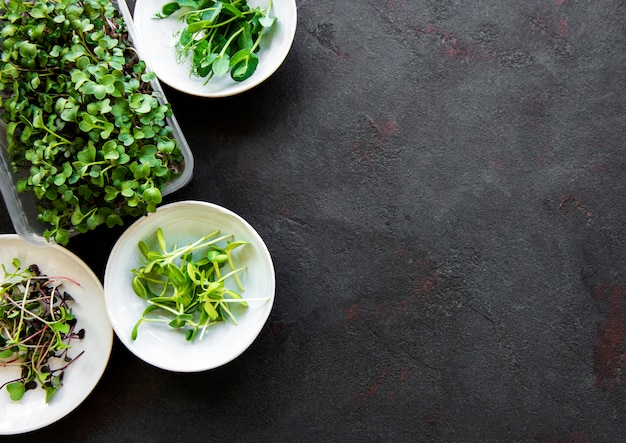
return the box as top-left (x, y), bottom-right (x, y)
top-left (0, 0), bottom-right (194, 246)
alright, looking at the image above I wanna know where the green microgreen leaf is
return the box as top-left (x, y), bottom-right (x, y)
top-left (156, 2), bottom-right (182, 18)
top-left (259, 15), bottom-right (276, 28)
top-left (132, 276), bottom-right (148, 299)
top-left (6, 382), bottom-right (25, 401)
top-left (45, 386), bottom-right (58, 404)
top-left (0, 348), bottom-right (14, 358)
top-left (212, 55), bottom-right (230, 77)
top-left (230, 49), bottom-right (258, 82)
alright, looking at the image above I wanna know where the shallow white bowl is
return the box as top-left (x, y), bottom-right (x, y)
top-left (132, 0), bottom-right (297, 97)
top-left (103, 200), bottom-right (275, 372)
top-left (0, 235), bottom-right (112, 435)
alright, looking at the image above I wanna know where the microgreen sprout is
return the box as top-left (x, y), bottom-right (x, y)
top-left (131, 228), bottom-right (266, 342)
top-left (0, 258), bottom-right (84, 403)
top-left (155, 0), bottom-right (277, 83)
top-left (0, 0), bottom-right (185, 245)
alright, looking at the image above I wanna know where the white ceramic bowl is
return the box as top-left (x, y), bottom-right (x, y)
top-left (103, 200), bottom-right (275, 372)
top-left (132, 0), bottom-right (297, 97)
top-left (0, 235), bottom-right (112, 435)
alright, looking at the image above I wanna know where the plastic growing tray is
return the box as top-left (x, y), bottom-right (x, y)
top-left (0, 0), bottom-right (194, 246)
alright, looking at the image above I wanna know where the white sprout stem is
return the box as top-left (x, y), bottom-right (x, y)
top-left (227, 253), bottom-right (245, 291)
top-left (217, 266), bottom-right (246, 283)
top-left (141, 318), bottom-right (171, 324)
top-left (15, 278), bottom-right (32, 334)
top-left (49, 282), bottom-right (61, 322)
top-left (2, 326), bottom-right (14, 343)
top-left (199, 319), bottom-right (217, 341)
top-left (7, 295), bottom-right (50, 327)
top-left (219, 302), bottom-right (237, 325)
top-left (165, 233), bottom-right (233, 264)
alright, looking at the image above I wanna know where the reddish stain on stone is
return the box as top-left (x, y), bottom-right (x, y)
top-left (425, 24), bottom-right (473, 60)
top-left (346, 299), bottom-right (411, 324)
top-left (424, 404), bottom-right (448, 426)
top-left (528, 91), bottom-right (550, 119)
top-left (351, 140), bottom-right (374, 164)
top-left (350, 117), bottom-right (399, 166)
top-left (347, 303), bottom-right (360, 323)
top-left (479, 145), bottom-right (505, 169)
top-left (558, 193), bottom-right (593, 222)
top-left (528, 14), bottom-right (570, 40)
top-left (533, 143), bottom-right (555, 166)
top-left (396, 247), bottom-right (412, 261)
top-left (557, 17), bottom-right (569, 38)
top-left (592, 285), bottom-right (626, 394)
top-left (399, 366), bottom-right (409, 381)
top-left (347, 249), bottom-right (444, 325)
top-left (368, 117), bottom-right (400, 140)
top-left (591, 163), bottom-right (609, 174)
top-left (411, 255), bottom-right (444, 300)
top-left (270, 321), bottom-right (286, 341)
top-left (490, 157), bottom-right (503, 169)
top-left (354, 382), bottom-right (380, 400)
top-left (556, 0), bottom-right (565, 5)
top-left (279, 195), bottom-right (295, 218)
top-left (353, 363), bottom-right (411, 400)
top-left (358, 271), bottom-right (442, 321)
top-left (412, 273), bottom-right (441, 297)
top-left (371, 299), bottom-right (412, 320)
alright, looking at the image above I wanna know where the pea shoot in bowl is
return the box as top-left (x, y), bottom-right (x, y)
top-left (132, 0), bottom-right (298, 97)
top-left (103, 200), bottom-right (275, 372)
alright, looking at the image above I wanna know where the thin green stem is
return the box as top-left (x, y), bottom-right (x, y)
top-left (146, 299), bottom-right (181, 316)
top-left (219, 26), bottom-right (244, 57)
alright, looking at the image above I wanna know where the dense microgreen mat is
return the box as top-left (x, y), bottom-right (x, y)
top-left (0, 0), bottom-right (185, 245)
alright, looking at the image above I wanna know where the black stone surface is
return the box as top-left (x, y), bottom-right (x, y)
top-left (1, 0), bottom-right (625, 441)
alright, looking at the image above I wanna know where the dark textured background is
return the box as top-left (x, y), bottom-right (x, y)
top-left (2, 0), bottom-right (626, 441)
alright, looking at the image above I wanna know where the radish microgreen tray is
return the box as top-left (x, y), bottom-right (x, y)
top-left (0, 0), bottom-right (185, 245)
